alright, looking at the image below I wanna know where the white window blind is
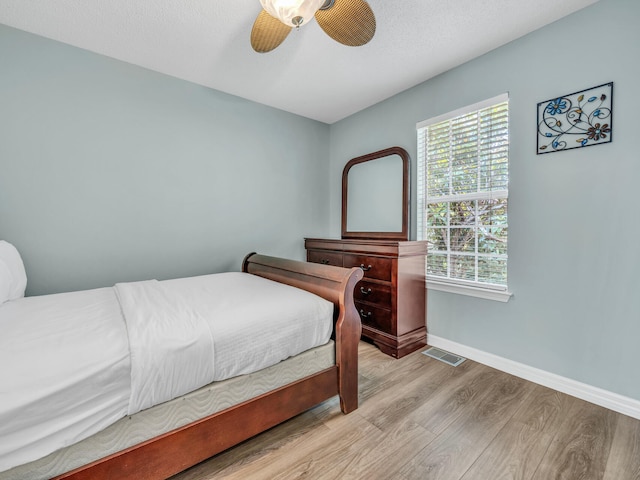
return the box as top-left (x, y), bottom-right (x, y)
top-left (417, 94), bottom-right (509, 293)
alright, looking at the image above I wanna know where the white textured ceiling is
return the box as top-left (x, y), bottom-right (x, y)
top-left (0, 0), bottom-right (598, 124)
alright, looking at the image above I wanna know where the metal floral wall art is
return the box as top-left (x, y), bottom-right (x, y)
top-left (537, 82), bottom-right (613, 154)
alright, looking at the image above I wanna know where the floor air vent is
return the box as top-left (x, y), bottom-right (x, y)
top-left (422, 347), bottom-right (466, 367)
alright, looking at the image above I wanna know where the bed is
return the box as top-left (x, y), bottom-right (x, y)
top-left (0, 242), bottom-right (363, 480)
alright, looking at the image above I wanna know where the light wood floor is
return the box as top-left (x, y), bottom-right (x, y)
top-left (172, 341), bottom-right (640, 480)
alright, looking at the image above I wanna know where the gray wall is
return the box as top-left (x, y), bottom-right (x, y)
top-left (329, 0), bottom-right (640, 401)
top-left (0, 25), bottom-right (330, 296)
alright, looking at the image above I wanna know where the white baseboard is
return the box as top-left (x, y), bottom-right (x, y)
top-left (427, 334), bottom-right (640, 420)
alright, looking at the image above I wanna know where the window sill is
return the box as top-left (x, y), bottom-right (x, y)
top-left (427, 280), bottom-right (513, 302)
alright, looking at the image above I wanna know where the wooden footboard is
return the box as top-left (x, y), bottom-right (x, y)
top-left (53, 253), bottom-right (363, 480)
top-left (242, 252), bottom-right (364, 413)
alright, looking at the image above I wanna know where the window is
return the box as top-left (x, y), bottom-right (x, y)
top-left (417, 94), bottom-right (511, 302)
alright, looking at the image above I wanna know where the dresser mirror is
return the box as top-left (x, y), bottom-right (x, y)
top-left (341, 146), bottom-right (410, 241)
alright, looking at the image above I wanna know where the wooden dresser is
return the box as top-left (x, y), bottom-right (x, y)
top-left (305, 238), bottom-right (427, 358)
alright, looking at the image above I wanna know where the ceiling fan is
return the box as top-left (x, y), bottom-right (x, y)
top-left (251, 0), bottom-right (376, 53)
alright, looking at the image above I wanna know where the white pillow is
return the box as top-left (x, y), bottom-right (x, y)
top-left (0, 240), bottom-right (27, 304)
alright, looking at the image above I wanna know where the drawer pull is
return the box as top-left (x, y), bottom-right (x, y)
top-left (359, 309), bottom-right (372, 319)
top-left (360, 287), bottom-right (372, 295)
top-left (359, 264), bottom-right (373, 271)
top-left (320, 259), bottom-right (330, 265)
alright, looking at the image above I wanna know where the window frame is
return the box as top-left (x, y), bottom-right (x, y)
top-left (417, 93), bottom-right (512, 302)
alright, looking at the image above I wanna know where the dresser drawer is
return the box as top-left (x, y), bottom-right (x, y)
top-left (354, 280), bottom-right (392, 306)
top-left (305, 238), bottom-right (427, 358)
top-left (307, 250), bottom-right (343, 267)
top-left (355, 302), bottom-right (392, 334)
top-left (343, 254), bottom-right (392, 281)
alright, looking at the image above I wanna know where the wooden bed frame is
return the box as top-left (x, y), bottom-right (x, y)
top-left (51, 253), bottom-right (363, 480)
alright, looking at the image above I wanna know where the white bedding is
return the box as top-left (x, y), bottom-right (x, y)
top-left (0, 272), bottom-right (333, 473)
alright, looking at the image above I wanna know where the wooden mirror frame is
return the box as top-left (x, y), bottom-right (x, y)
top-left (341, 146), bottom-right (410, 241)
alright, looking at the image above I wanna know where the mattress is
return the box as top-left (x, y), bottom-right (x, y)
top-left (0, 272), bottom-right (333, 474)
top-left (0, 287), bottom-right (130, 472)
top-left (0, 341), bottom-right (335, 480)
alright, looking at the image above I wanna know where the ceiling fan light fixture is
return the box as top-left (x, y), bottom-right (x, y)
top-left (259, 0), bottom-right (326, 28)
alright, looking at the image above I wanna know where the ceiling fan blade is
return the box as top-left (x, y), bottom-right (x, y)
top-left (315, 0), bottom-right (376, 47)
top-left (251, 9), bottom-right (292, 53)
